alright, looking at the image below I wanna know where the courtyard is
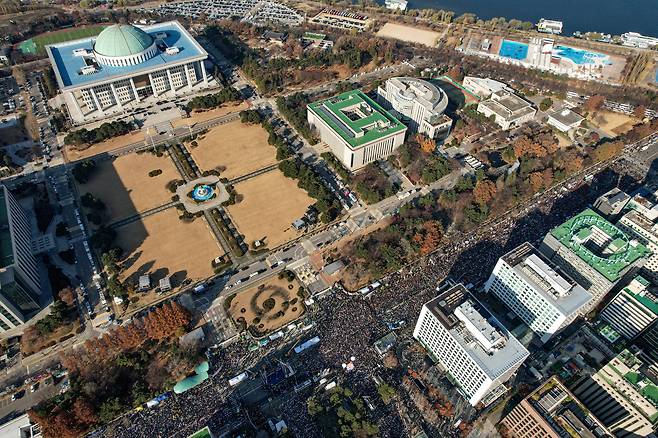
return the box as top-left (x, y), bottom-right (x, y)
top-left (226, 170), bottom-right (314, 249)
top-left (188, 119), bottom-right (276, 180)
top-left (226, 275), bottom-right (305, 337)
top-left (76, 151), bottom-right (179, 224)
top-left (115, 208), bottom-right (222, 288)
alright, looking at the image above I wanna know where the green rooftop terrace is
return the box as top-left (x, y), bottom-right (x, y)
top-left (0, 190), bottom-right (14, 269)
top-left (308, 89), bottom-right (406, 149)
top-left (550, 208), bottom-right (651, 282)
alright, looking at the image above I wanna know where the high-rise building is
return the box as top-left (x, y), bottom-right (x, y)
top-left (540, 208), bottom-right (651, 313)
top-left (376, 77), bottom-right (452, 139)
top-left (307, 89), bottom-right (407, 171)
top-left (616, 188), bottom-right (658, 284)
top-left (571, 349), bottom-right (658, 437)
top-left (0, 186), bottom-right (42, 332)
top-left (485, 243), bottom-right (591, 343)
top-left (500, 376), bottom-right (611, 438)
top-left (413, 284), bottom-right (529, 407)
top-left (601, 276), bottom-right (658, 339)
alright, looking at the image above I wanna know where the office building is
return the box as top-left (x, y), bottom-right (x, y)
top-left (377, 77), bottom-right (452, 139)
top-left (500, 376), bottom-right (611, 438)
top-left (540, 208), bottom-right (650, 313)
top-left (476, 88), bottom-right (536, 130)
top-left (307, 89), bottom-right (407, 171)
top-left (46, 21), bottom-right (209, 124)
top-left (571, 349), bottom-right (658, 437)
top-left (0, 413), bottom-right (41, 438)
top-left (413, 284), bottom-right (529, 407)
top-left (537, 19), bottom-right (563, 34)
top-left (485, 243), bottom-right (591, 343)
top-left (0, 186), bottom-right (42, 333)
top-left (601, 276), bottom-right (657, 339)
top-left (545, 108), bottom-right (584, 132)
top-left (617, 188), bottom-right (658, 283)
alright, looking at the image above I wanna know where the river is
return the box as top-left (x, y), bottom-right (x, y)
top-left (378, 0), bottom-right (658, 37)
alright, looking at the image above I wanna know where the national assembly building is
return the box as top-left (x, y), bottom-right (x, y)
top-left (46, 21), bottom-right (210, 124)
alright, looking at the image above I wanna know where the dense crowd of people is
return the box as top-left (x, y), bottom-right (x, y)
top-left (96, 156), bottom-right (644, 437)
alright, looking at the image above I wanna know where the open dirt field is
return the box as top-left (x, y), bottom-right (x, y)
top-left (227, 171), bottom-right (313, 249)
top-left (65, 131), bottom-right (145, 161)
top-left (377, 22), bottom-right (440, 47)
top-left (227, 276), bottom-right (305, 336)
top-left (171, 102), bottom-right (249, 128)
top-left (77, 152), bottom-right (179, 223)
top-left (587, 110), bottom-right (639, 136)
top-left (115, 208), bottom-right (221, 287)
top-left (188, 120), bottom-right (276, 180)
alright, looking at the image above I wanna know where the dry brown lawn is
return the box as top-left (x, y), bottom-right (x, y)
top-left (588, 110), bottom-right (639, 136)
top-left (116, 208), bottom-right (221, 287)
top-left (171, 102), bottom-right (249, 128)
top-left (228, 276), bottom-right (305, 335)
top-left (377, 22), bottom-right (440, 47)
top-left (227, 171), bottom-right (313, 249)
top-left (188, 120), bottom-right (276, 180)
top-left (65, 131), bottom-right (145, 161)
top-left (77, 152), bottom-right (179, 223)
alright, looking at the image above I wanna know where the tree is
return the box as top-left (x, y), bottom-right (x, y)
top-left (446, 65), bottom-right (464, 82)
top-left (594, 140), bottom-right (623, 162)
top-left (633, 105), bottom-right (646, 119)
top-left (99, 398), bottom-right (123, 423)
top-left (377, 383), bottom-right (397, 405)
top-left (416, 135), bottom-right (436, 154)
top-left (73, 398), bottom-right (97, 425)
top-left (528, 172), bottom-right (544, 193)
top-left (58, 287), bottom-right (76, 307)
top-left (539, 98), bottom-right (553, 111)
top-left (473, 180), bottom-right (496, 205)
top-left (584, 94), bottom-right (605, 112)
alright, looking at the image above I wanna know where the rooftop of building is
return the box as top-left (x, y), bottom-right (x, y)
top-left (515, 377), bottom-right (610, 438)
top-left (94, 24), bottom-right (154, 58)
top-left (463, 76), bottom-right (509, 97)
top-left (424, 284), bottom-right (529, 379)
top-left (480, 90), bottom-right (535, 120)
top-left (621, 276), bottom-right (658, 316)
top-left (308, 89), bottom-right (406, 149)
top-left (0, 187), bottom-right (14, 269)
top-left (603, 349), bottom-right (658, 421)
top-left (384, 77), bottom-right (448, 113)
top-left (502, 243), bottom-right (592, 315)
top-left (46, 21), bottom-right (207, 90)
top-left (550, 208), bottom-right (651, 281)
top-left (546, 107), bottom-right (584, 126)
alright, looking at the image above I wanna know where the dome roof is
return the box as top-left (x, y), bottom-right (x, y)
top-left (94, 24), bottom-right (154, 58)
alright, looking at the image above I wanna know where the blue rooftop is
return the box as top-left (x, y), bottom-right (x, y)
top-left (47, 21), bottom-right (206, 89)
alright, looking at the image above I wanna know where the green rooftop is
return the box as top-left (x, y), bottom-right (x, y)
top-left (188, 426), bottom-right (212, 438)
top-left (0, 190), bottom-right (14, 269)
top-left (308, 89), bottom-right (406, 149)
top-left (624, 276), bottom-right (658, 316)
top-left (550, 208), bottom-right (651, 282)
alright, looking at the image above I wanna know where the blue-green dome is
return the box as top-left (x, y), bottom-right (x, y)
top-left (93, 24), bottom-right (154, 57)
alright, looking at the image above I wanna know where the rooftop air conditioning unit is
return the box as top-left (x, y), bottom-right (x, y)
top-left (165, 46), bottom-right (180, 55)
top-left (80, 65), bottom-right (97, 75)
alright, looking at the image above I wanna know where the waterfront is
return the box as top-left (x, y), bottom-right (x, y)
top-left (379, 0), bottom-right (658, 37)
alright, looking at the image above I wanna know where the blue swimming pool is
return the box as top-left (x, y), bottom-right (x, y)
top-left (554, 45), bottom-right (610, 65)
top-left (499, 40), bottom-right (529, 61)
